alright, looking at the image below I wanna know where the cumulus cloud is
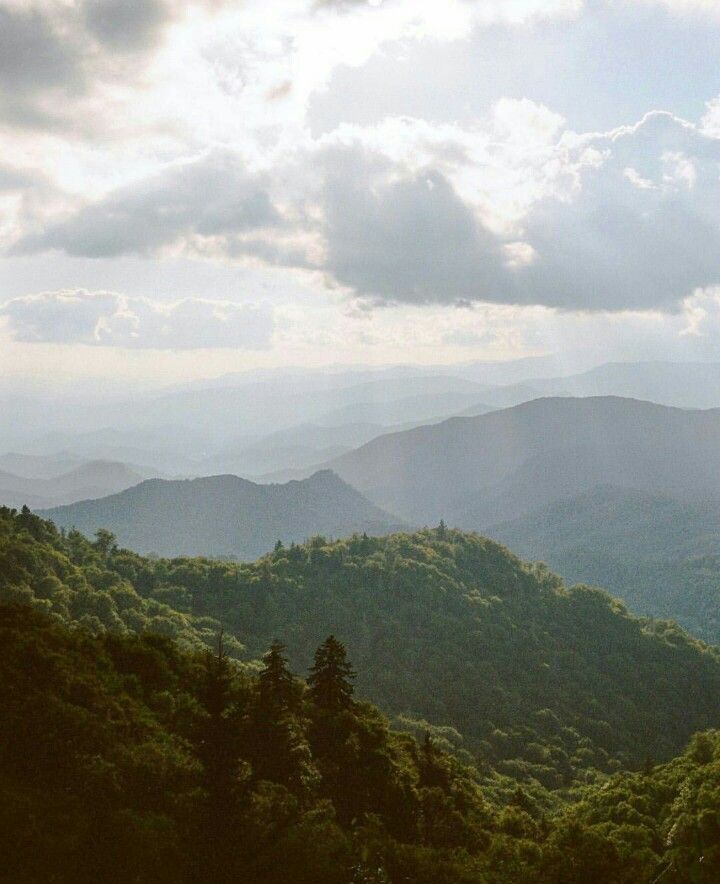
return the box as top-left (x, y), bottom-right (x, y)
top-left (0, 0), bottom-right (181, 131)
top-left (317, 150), bottom-right (509, 304)
top-left (0, 289), bottom-right (274, 349)
top-left (512, 112), bottom-right (720, 309)
top-left (15, 151), bottom-right (285, 258)
top-left (12, 107), bottom-right (720, 311)
top-left (321, 110), bottom-right (720, 309)
top-left (0, 0), bottom-right (581, 135)
top-left (2, 0), bottom-right (720, 322)
top-left (0, 3), bottom-right (82, 127)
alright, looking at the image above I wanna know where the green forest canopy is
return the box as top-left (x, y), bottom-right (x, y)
top-left (3, 601), bottom-right (720, 883)
top-left (4, 505), bottom-right (720, 793)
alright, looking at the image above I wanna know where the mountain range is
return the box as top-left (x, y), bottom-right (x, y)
top-left (491, 360), bottom-right (720, 410)
top-left (322, 396), bottom-right (720, 525)
top-left (0, 460), bottom-right (148, 509)
top-left (42, 469), bottom-right (404, 558)
top-left (9, 360), bottom-right (720, 485)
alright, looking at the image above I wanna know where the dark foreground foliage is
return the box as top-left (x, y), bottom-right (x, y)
top-left (3, 604), bottom-right (720, 883)
top-left (4, 507), bottom-right (720, 881)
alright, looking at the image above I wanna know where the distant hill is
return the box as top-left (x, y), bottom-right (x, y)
top-left (42, 470), bottom-right (404, 559)
top-left (324, 396), bottom-right (720, 525)
top-left (199, 421), bottom-right (393, 478)
top-left (68, 374), bottom-right (495, 440)
top-left (485, 360), bottom-right (720, 411)
top-left (486, 485), bottom-right (720, 644)
top-left (0, 452), bottom-right (81, 479)
top-left (0, 460), bottom-right (147, 509)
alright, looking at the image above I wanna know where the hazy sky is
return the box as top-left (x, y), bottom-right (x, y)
top-left (1, 0), bottom-right (720, 382)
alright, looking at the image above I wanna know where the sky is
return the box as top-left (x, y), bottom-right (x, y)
top-left (1, 0), bottom-right (720, 384)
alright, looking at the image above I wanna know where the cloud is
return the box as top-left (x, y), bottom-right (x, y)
top-left (0, 5), bottom-right (77, 93)
top-left (513, 111), bottom-right (720, 309)
top-left (636, 0), bottom-right (720, 19)
top-left (0, 3), bottom-right (81, 127)
top-left (82, 0), bottom-right (171, 52)
top-left (316, 147), bottom-right (510, 304)
top-left (13, 107), bottom-right (720, 311)
top-left (15, 151), bottom-right (284, 258)
top-left (0, 289), bottom-right (274, 349)
top-left (0, 0), bottom-right (177, 130)
top-left (304, 108), bottom-right (720, 310)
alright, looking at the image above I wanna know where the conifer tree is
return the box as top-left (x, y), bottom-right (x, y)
top-left (195, 631), bottom-right (243, 881)
top-left (307, 636), bottom-right (355, 713)
top-left (248, 640), bottom-right (315, 791)
top-left (257, 640), bottom-right (297, 714)
top-left (197, 631), bottom-right (237, 800)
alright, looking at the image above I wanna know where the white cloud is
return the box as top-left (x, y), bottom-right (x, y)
top-left (634, 0), bottom-right (720, 19)
top-left (11, 106), bottom-right (720, 312)
top-left (0, 289), bottom-right (274, 349)
top-left (14, 150), bottom-right (289, 259)
top-left (308, 108), bottom-right (720, 310)
top-left (1, 0), bottom-right (720, 381)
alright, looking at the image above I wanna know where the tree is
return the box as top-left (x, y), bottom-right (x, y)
top-left (197, 631), bottom-right (238, 801)
top-left (93, 528), bottom-right (118, 558)
top-left (194, 632), bottom-right (245, 881)
top-left (258, 640), bottom-right (298, 715)
top-left (248, 641), bottom-right (314, 792)
top-left (308, 636), bottom-right (355, 713)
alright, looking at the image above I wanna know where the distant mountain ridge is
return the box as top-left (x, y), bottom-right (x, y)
top-left (464, 360), bottom-right (720, 413)
top-left (0, 460), bottom-right (148, 509)
top-left (322, 396), bottom-right (720, 525)
top-left (41, 469), bottom-right (404, 559)
top-left (485, 484), bottom-right (720, 645)
top-left (487, 485), bottom-right (720, 564)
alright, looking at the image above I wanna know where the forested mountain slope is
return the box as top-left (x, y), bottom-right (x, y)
top-left (6, 517), bottom-right (720, 881)
top-left (487, 485), bottom-right (720, 644)
top-left (0, 505), bottom-right (234, 653)
top-left (7, 508), bottom-right (720, 880)
top-left (323, 396), bottom-right (720, 524)
top-left (12, 506), bottom-right (719, 791)
top-left (0, 604), bottom-right (500, 883)
top-left (42, 470), bottom-right (403, 559)
top-left (167, 528), bottom-right (720, 785)
top-left (10, 599), bottom-right (720, 883)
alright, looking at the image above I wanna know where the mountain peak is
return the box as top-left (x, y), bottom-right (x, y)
top-left (42, 470), bottom-right (403, 559)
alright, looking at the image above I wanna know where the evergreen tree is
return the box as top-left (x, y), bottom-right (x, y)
top-left (194, 632), bottom-right (245, 882)
top-left (248, 641), bottom-right (314, 792)
top-left (197, 632), bottom-right (238, 802)
top-left (257, 640), bottom-right (298, 715)
top-left (308, 636), bottom-right (355, 713)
